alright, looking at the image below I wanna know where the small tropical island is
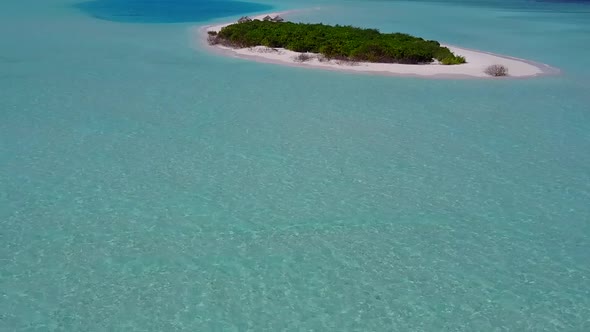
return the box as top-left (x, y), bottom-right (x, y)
top-left (200, 12), bottom-right (557, 78)
top-left (208, 15), bottom-right (466, 65)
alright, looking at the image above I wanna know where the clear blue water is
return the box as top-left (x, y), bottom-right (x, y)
top-left (1, 0), bottom-right (589, 330)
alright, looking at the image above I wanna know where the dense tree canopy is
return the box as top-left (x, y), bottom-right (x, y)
top-left (212, 20), bottom-right (466, 65)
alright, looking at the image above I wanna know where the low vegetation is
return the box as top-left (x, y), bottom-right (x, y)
top-left (211, 20), bottom-right (466, 65)
top-left (207, 31), bottom-right (219, 45)
top-left (293, 53), bottom-right (314, 62)
top-left (484, 64), bottom-right (508, 77)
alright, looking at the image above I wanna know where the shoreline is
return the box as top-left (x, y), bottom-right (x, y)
top-left (196, 11), bottom-right (560, 79)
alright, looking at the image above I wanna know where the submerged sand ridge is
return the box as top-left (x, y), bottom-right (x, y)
top-left (198, 12), bottom-right (559, 79)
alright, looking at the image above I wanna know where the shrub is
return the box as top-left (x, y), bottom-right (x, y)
top-left (293, 53), bottom-right (314, 62)
top-left (484, 64), bottom-right (508, 77)
top-left (207, 35), bottom-right (219, 45)
top-left (440, 55), bottom-right (466, 65)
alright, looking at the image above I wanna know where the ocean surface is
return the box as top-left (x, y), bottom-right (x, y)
top-left (1, 0), bottom-right (589, 330)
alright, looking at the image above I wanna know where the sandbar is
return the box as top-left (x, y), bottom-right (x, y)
top-left (197, 11), bottom-right (559, 79)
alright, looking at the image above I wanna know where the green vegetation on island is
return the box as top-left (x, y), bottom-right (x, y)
top-left (208, 18), bottom-right (466, 65)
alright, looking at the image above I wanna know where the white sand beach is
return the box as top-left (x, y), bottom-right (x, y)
top-left (199, 12), bottom-right (558, 79)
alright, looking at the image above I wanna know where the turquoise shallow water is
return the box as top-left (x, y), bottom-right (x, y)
top-left (75, 0), bottom-right (273, 23)
top-left (1, 0), bottom-right (590, 330)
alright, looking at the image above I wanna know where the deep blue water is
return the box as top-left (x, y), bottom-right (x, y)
top-left (75, 0), bottom-right (273, 23)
